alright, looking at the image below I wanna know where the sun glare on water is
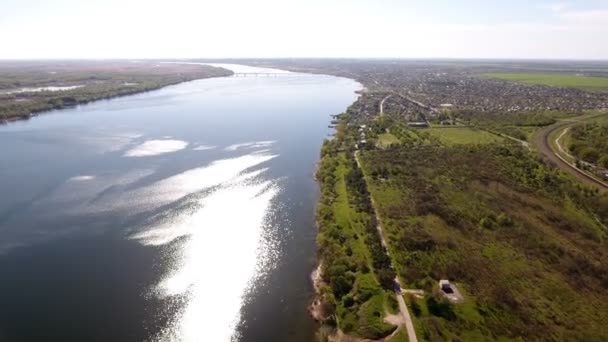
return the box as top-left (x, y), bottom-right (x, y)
top-left (130, 144), bottom-right (280, 341)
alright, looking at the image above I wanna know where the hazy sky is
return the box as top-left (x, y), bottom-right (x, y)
top-left (1, 0), bottom-right (608, 59)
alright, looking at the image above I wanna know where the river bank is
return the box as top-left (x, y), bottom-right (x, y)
top-left (0, 61), bottom-right (232, 122)
top-left (311, 112), bottom-right (404, 341)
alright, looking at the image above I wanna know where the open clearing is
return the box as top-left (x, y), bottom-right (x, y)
top-left (423, 127), bottom-right (504, 145)
top-left (378, 133), bottom-right (400, 147)
top-left (485, 73), bottom-right (608, 92)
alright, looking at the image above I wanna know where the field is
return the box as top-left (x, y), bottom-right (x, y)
top-left (486, 73), bottom-right (608, 92)
top-left (422, 127), bottom-right (504, 145)
top-left (0, 61), bottom-right (232, 121)
top-left (455, 111), bottom-right (559, 142)
top-left (377, 133), bottom-right (400, 148)
top-left (359, 144), bottom-right (608, 341)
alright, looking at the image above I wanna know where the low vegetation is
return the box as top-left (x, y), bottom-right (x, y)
top-left (377, 133), bottom-right (400, 148)
top-left (422, 127), bottom-right (504, 146)
top-left (360, 141), bottom-right (608, 340)
top-left (568, 122), bottom-right (608, 167)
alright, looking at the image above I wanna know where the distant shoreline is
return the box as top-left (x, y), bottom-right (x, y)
top-left (0, 62), bottom-right (233, 124)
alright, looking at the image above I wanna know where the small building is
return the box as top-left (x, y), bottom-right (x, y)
top-left (439, 280), bottom-right (453, 294)
top-left (440, 103), bottom-right (454, 108)
top-left (439, 279), bottom-right (464, 303)
top-left (407, 121), bottom-right (429, 128)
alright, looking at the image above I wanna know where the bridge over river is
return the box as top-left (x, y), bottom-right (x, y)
top-left (231, 72), bottom-right (326, 77)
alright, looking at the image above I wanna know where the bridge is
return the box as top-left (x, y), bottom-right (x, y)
top-left (231, 72), bottom-right (323, 78)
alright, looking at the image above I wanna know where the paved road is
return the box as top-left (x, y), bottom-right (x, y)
top-left (534, 121), bottom-right (608, 191)
top-left (354, 151), bottom-right (418, 342)
top-left (379, 94), bottom-right (392, 115)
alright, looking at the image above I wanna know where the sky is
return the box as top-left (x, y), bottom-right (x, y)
top-left (1, 0), bottom-right (608, 59)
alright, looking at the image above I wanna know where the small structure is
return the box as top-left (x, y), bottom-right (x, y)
top-left (440, 103), bottom-right (454, 108)
top-left (439, 279), bottom-right (464, 303)
top-left (439, 280), bottom-right (453, 293)
top-left (407, 121), bottom-right (429, 128)
top-left (598, 170), bottom-right (608, 180)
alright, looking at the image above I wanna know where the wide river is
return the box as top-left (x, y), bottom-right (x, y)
top-left (0, 64), bottom-right (360, 341)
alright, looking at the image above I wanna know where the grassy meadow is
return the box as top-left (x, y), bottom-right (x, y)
top-left (377, 133), bottom-right (401, 148)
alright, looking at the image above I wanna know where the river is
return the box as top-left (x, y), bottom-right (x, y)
top-left (0, 64), bottom-right (360, 341)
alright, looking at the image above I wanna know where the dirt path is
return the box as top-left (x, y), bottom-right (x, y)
top-left (354, 151), bottom-right (418, 342)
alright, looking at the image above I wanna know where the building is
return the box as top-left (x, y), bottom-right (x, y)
top-left (439, 279), bottom-right (453, 293)
top-left (407, 121), bottom-right (429, 128)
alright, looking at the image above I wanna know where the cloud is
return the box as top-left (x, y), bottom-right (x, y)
top-left (557, 9), bottom-right (608, 26)
top-left (544, 2), bottom-right (569, 13)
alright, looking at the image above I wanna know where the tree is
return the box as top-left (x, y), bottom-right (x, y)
top-left (330, 275), bottom-right (354, 298)
top-left (599, 155), bottom-right (608, 169)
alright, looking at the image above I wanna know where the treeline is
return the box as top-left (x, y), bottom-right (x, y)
top-left (454, 110), bottom-right (557, 141)
top-left (456, 109), bottom-right (557, 127)
top-left (345, 156), bottom-right (396, 289)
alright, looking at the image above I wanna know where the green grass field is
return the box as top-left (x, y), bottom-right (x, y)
top-left (486, 73), bottom-right (608, 92)
top-left (378, 133), bottom-right (400, 148)
top-left (423, 127), bottom-right (504, 145)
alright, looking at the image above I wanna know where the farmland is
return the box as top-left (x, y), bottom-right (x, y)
top-left (486, 73), bottom-right (608, 92)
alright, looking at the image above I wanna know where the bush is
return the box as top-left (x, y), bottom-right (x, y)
top-left (426, 295), bottom-right (455, 320)
top-left (411, 299), bottom-right (422, 317)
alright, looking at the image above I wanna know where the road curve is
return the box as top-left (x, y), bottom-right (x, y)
top-left (534, 122), bottom-right (608, 192)
top-left (379, 94), bottom-right (392, 115)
